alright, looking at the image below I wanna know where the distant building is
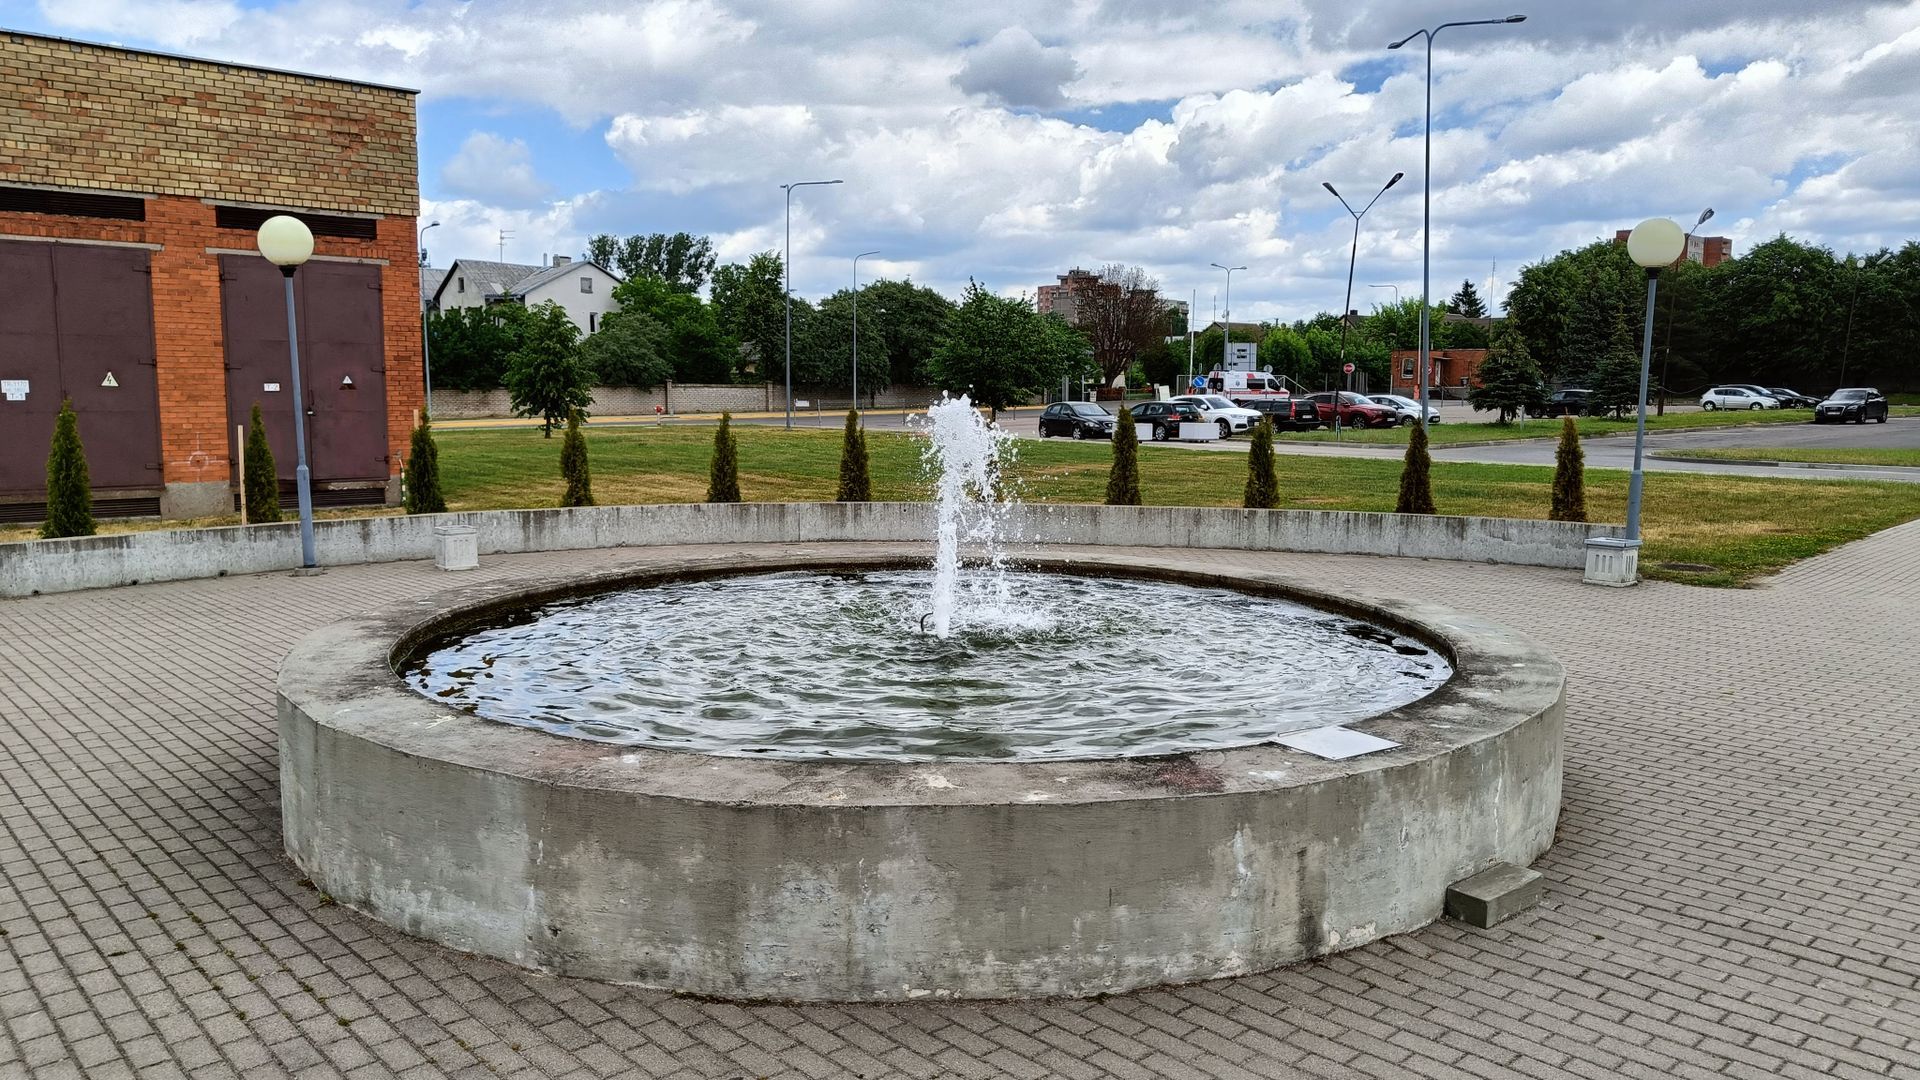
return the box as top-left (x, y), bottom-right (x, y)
top-left (1037, 267), bottom-right (1108, 325)
top-left (1613, 230), bottom-right (1732, 268)
top-left (431, 256), bottom-right (624, 334)
top-left (1391, 348), bottom-right (1490, 398)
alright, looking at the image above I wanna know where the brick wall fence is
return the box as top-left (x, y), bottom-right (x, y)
top-left (431, 384), bottom-right (947, 419)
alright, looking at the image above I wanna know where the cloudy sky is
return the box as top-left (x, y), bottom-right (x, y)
top-left (12, 0), bottom-right (1920, 322)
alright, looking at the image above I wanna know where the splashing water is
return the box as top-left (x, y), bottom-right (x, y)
top-left (919, 395), bottom-right (1032, 638)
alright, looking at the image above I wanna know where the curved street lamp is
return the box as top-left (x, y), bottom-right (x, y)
top-left (1209, 262), bottom-right (1247, 375)
top-left (418, 220), bottom-right (440, 419)
top-left (256, 214), bottom-right (317, 568)
top-left (1656, 208), bottom-right (1713, 415)
top-left (1390, 14), bottom-right (1527, 429)
top-left (781, 179), bottom-right (844, 429)
top-left (1623, 217), bottom-right (1688, 546)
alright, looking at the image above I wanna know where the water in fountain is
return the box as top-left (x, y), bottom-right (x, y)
top-left (920, 395), bottom-right (1030, 638)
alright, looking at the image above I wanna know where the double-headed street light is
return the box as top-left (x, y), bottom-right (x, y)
top-left (851, 250), bottom-right (879, 412)
top-left (1624, 217), bottom-right (1688, 547)
top-left (256, 215), bottom-right (317, 568)
top-left (1657, 208), bottom-right (1713, 415)
top-left (1209, 262), bottom-right (1247, 371)
top-left (782, 178), bottom-right (843, 429)
top-left (1324, 173), bottom-right (1403, 428)
top-left (1390, 14), bottom-right (1527, 429)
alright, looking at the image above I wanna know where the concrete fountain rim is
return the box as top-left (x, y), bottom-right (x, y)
top-left (278, 545), bottom-right (1564, 808)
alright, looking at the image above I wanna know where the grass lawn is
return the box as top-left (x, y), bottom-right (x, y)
top-left (1654, 447), bottom-right (1920, 468)
top-left (1268, 407), bottom-right (1891, 446)
top-left (11, 425), bottom-right (1916, 588)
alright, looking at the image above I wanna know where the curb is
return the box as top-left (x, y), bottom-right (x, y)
top-left (1652, 454), bottom-right (1920, 475)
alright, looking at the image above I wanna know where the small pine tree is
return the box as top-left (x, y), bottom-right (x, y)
top-left (560, 407), bottom-right (593, 507)
top-left (1243, 417), bottom-right (1278, 509)
top-left (244, 403), bottom-right (280, 524)
top-left (1550, 415), bottom-right (1587, 522)
top-left (1104, 407), bottom-right (1142, 506)
top-left (836, 409), bottom-right (871, 502)
top-left (1467, 326), bottom-right (1547, 423)
top-left (706, 412), bottom-right (741, 503)
top-left (404, 412), bottom-right (447, 514)
top-left (1396, 420), bottom-right (1436, 515)
top-left (40, 397), bottom-right (94, 539)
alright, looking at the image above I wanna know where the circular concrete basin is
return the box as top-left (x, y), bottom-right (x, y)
top-left (278, 547), bottom-right (1564, 1002)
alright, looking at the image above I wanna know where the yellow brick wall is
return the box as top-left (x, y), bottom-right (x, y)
top-left (0, 32), bottom-right (417, 217)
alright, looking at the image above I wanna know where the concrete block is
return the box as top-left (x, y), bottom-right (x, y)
top-left (1584, 536), bottom-right (1641, 586)
top-left (433, 524), bottom-right (478, 571)
top-left (1445, 862), bottom-right (1544, 928)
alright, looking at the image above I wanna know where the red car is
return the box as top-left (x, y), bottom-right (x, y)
top-left (1305, 392), bottom-right (1397, 429)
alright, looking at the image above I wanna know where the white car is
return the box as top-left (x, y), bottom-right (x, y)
top-left (1700, 386), bottom-right (1780, 411)
top-left (1366, 394), bottom-right (1441, 426)
top-left (1170, 395), bottom-right (1261, 437)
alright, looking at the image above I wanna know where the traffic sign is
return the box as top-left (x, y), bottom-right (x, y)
top-left (1343, 362), bottom-right (1355, 374)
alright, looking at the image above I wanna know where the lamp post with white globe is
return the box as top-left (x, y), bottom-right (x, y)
top-left (256, 214), bottom-right (319, 569)
top-left (1623, 217), bottom-right (1687, 543)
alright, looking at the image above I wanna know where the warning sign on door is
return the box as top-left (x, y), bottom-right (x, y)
top-left (101, 372), bottom-right (119, 388)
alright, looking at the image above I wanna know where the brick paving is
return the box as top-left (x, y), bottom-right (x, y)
top-left (3, 526), bottom-right (1918, 1080)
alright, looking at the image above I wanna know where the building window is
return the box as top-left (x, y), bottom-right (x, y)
top-left (1401, 356), bottom-right (1413, 378)
top-left (457, 276), bottom-right (465, 293)
top-left (580, 277), bottom-right (593, 294)
top-left (589, 312), bottom-right (597, 333)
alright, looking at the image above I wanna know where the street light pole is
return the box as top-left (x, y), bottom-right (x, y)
top-left (418, 221), bottom-right (440, 419)
top-left (1390, 14), bottom-right (1527, 430)
top-left (1368, 283), bottom-right (1400, 306)
top-left (1324, 174), bottom-right (1404, 430)
top-left (851, 250), bottom-right (879, 413)
top-left (256, 216), bottom-right (317, 568)
top-left (1209, 262), bottom-right (1246, 373)
top-left (1625, 218), bottom-right (1688, 544)
top-left (781, 178), bottom-right (843, 430)
top-left (1657, 207), bottom-right (1712, 416)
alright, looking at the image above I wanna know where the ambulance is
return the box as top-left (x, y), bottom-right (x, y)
top-left (1203, 369), bottom-right (1291, 397)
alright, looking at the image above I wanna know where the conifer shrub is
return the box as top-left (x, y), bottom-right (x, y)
top-left (836, 410), bottom-right (871, 502)
top-left (41, 397), bottom-right (94, 539)
top-left (404, 412), bottom-right (448, 514)
top-left (1396, 420), bottom-right (1437, 515)
top-left (1243, 418), bottom-right (1279, 509)
top-left (1550, 415), bottom-right (1588, 522)
top-left (706, 412), bottom-right (741, 503)
top-left (243, 403), bottom-right (281, 524)
top-left (1104, 407), bottom-right (1142, 506)
top-left (560, 407), bottom-right (593, 507)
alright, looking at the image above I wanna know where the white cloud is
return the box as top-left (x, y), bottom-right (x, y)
top-left (29, 0), bottom-right (1920, 318)
top-left (440, 132), bottom-right (551, 205)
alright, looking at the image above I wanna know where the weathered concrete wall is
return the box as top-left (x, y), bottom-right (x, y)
top-left (0, 503), bottom-right (1620, 598)
top-left (430, 384), bottom-right (943, 419)
top-left (278, 550), bottom-right (1565, 1001)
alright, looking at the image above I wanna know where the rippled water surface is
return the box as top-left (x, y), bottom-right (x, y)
top-left (402, 569), bottom-right (1450, 761)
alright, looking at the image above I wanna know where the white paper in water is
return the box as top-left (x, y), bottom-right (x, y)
top-left (1276, 726), bottom-right (1399, 760)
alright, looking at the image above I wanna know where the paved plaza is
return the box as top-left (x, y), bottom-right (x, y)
top-left (3, 526), bottom-right (1918, 1080)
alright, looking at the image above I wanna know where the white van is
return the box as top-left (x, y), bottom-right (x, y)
top-left (1205, 370), bottom-right (1290, 396)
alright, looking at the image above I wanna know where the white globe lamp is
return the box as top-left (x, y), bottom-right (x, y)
top-left (1626, 217), bottom-right (1685, 269)
top-left (256, 215), bottom-right (314, 268)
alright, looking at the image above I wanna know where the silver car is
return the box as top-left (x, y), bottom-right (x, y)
top-left (1366, 394), bottom-right (1441, 426)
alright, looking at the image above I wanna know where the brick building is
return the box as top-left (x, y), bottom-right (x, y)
top-left (0, 31), bottom-right (421, 521)
top-left (1390, 348), bottom-right (1490, 397)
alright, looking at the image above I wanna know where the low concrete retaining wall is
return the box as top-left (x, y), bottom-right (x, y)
top-left (431, 383), bottom-right (942, 419)
top-left (280, 550), bottom-right (1565, 1001)
top-left (0, 503), bottom-right (1621, 598)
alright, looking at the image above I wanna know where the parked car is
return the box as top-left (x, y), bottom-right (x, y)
top-left (1700, 386), bottom-right (1780, 410)
top-left (1766, 387), bottom-right (1820, 408)
top-left (1233, 396), bottom-right (1321, 431)
top-left (1305, 392), bottom-right (1397, 429)
top-left (1037, 401), bottom-right (1116, 439)
top-left (1813, 388), bottom-right (1890, 424)
top-left (1365, 393), bottom-right (1440, 426)
top-left (1169, 394), bottom-right (1262, 438)
top-left (1127, 400), bottom-right (1207, 441)
top-left (1528, 389), bottom-right (1592, 418)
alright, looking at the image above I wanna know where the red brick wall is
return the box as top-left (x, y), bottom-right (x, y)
top-left (0, 196), bottom-right (420, 490)
top-left (1390, 349), bottom-right (1489, 394)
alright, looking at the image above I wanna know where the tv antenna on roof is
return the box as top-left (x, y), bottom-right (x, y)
top-left (497, 229), bottom-right (515, 261)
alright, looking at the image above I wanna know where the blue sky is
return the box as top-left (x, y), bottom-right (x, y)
top-left (9, 0), bottom-right (1919, 320)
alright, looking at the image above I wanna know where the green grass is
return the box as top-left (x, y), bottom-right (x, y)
top-left (430, 425), bottom-right (1920, 587)
top-left (11, 424), bottom-right (1915, 587)
top-left (1269, 407), bottom-right (1841, 446)
top-left (1654, 447), bottom-right (1920, 468)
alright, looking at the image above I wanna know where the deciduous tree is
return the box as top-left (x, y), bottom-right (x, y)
top-left (710, 252), bottom-right (787, 380)
top-left (928, 281), bottom-right (1073, 417)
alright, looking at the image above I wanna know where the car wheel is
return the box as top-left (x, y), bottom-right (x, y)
top-left (1877, 414), bottom-right (1888, 423)
top-left (1399, 415), bottom-right (1414, 426)
top-left (1074, 426), bottom-right (1088, 439)
top-left (1703, 401), bottom-right (1717, 411)
top-left (1038, 425), bottom-right (1049, 438)
top-left (1856, 413), bottom-right (1867, 424)
top-left (1749, 403), bottom-right (1762, 411)
top-left (1217, 420), bottom-right (1232, 439)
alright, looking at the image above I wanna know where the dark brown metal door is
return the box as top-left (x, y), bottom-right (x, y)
top-left (221, 256), bottom-right (389, 484)
top-left (0, 240), bottom-right (160, 499)
top-left (51, 244), bottom-right (162, 491)
top-left (0, 242), bottom-right (60, 499)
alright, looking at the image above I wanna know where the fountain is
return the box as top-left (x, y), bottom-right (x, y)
top-left (278, 398), bottom-right (1565, 1001)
